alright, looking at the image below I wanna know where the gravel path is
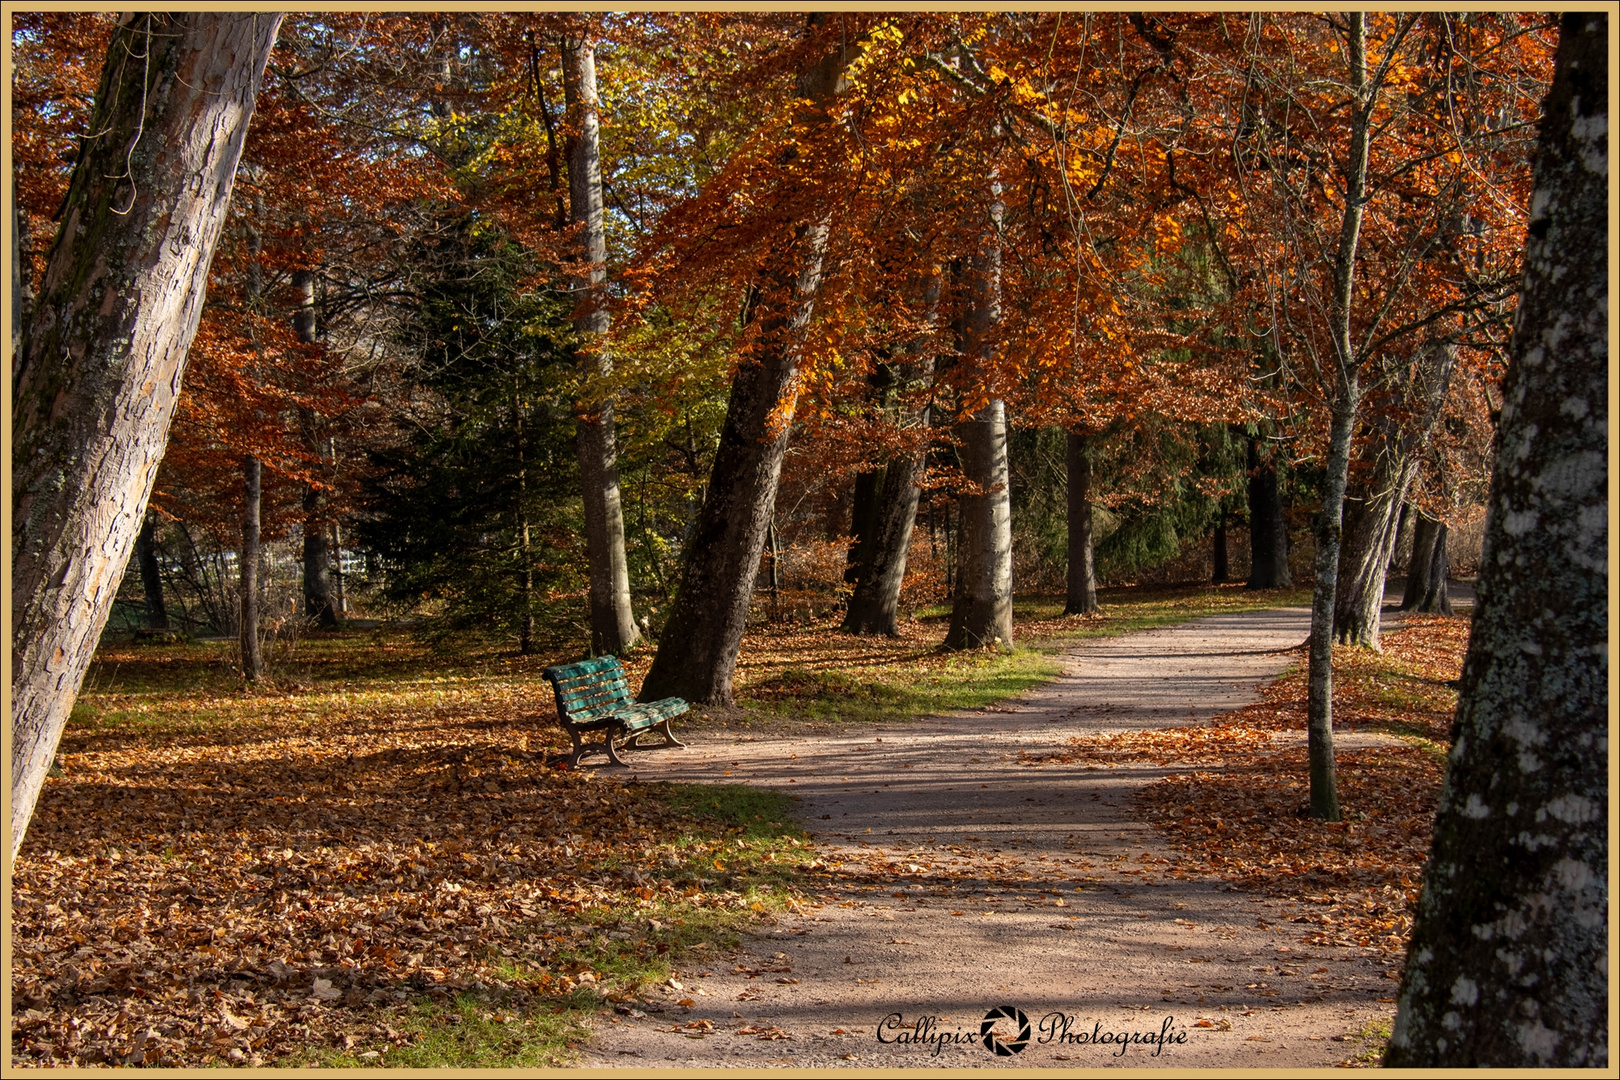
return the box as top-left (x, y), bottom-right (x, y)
top-left (580, 606), bottom-right (1404, 1068)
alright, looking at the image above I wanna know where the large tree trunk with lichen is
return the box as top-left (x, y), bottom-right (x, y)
top-left (1064, 430), bottom-right (1100, 614)
top-left (10, 13), bottom-right (280, 859)
top-left (566, 35), bottom-right (638, 656)
top-left (1389, 16), bottom-right (1607, 1065)
top-left (642, 29), bottom-right (858, 704)
top-left (1334, 340), bottom-right (1456, 648)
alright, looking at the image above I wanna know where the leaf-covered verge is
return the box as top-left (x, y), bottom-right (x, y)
top-left (1032, 614), bottom-right (1468, 1065)
top-left (12, 682), bottom-right (813, 1069)
top-left (11, 583), bottom-right (1302, 1066)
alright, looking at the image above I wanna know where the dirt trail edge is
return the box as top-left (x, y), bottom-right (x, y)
top-left (581, 606), bottom-right (1401, 1069)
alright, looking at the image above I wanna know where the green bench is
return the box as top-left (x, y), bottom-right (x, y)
top-left (541, 655), bottom-right (687, 767)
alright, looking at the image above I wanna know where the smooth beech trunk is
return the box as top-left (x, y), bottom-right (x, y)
top-left (1390, 16), bottom-right (1607, 1063)
top-left (1064, 430), bottom-right (1101, 614)
top-left (10, 13), bottom-right (280, 858)
top-left (642, 31), bottom-right (857, 705)
top-left (565, 36), bottom-right (638, 656)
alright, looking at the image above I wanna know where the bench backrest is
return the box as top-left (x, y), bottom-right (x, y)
top-left (542, 655), bottom-right (633, 722)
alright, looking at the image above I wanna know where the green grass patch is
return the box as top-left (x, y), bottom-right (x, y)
top-left (305, 994), bottom-right (596, 1068)
top-left (743, 646), bottom-right (1064, 724)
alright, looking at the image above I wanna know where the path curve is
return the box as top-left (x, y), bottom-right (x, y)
top-left (582, 606), bottom-right (1401, 1068)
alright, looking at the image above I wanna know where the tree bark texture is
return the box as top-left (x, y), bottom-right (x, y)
top-left (10, 13), bottom-right (281, 858)
top-left (642, 32), bottom-right (857, 705)
top-left (135, 513), bottom-right (169, 631)
top-left (1245, 439), bottom-right (1291, 588)
top-left (1064, 430), bottom-right (1101, 614)
top-left (565, 36), bottom-right (639, 656)
top-left (293, 269), bottom-right (338, 628)
top-left (239, 456), bottom-right (264, 681)
top-left (1333, 340), bottom-right (1456, 647)
top-left (1389, 15), bottom-right (1607, 1064)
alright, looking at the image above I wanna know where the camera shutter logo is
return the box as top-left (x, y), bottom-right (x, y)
top-left (980, 1006), bottom-right (1031, 1056)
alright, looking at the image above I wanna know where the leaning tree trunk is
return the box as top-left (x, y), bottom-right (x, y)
top-left (1064, 429), bottom-right (1101, 614)
top-left (566, 35), bottom-right (638, 656)
top-left (1245, 437), bottom-right (1292, 588)
top-left (944, 180), bottom-right (1013, 652)
top-left (293, 268), bottom-right (338, 628)
top-left (642, 29), bottom-right (859, 706)
top-left (10, 13), bottom-right (281, 859)
top-left (1389, 15), bottom-right (1607, 1064)
top-left (1334, 340), bottom-right (1456, 648)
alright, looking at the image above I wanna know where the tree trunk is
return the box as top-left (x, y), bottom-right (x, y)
top-left (12, 184), bottom-right (31, 360)
top-left (565, 34), bottom-right (639, 657)
top-left (1389, 16), bottom-right (1607, 1063)
top-left (293, 268), bottom-right (338, 628)
top-left (135, 513), bottom-right (169, 632)
top-left (1410, 522), bottom-right (1453, 614)
top-left (1245, 438), bottom-right (1292, 588)
top-left (1334, 341), bottom-right (1457, 648)
top-left (944, 183), bottom-right (1013, 652)
top-left (945, 400), bottom-right (1014, 649)
top-left (843, 467), bottom-right (884, 585)
top-left (844, 277), bottom-right (939, 636)
top-left (10, 13), bottom-right (280, 858)
top-left (1303, 11), bottom-right (1383, 822)
top-left (1403, 511), bottom-right (1440, 607)
top-left (239, 456), bottom-right (264, 681)
top-left (1064, 430), bottom-right (1101, 614)
top-left (641, 31), bottom-right (858, 705)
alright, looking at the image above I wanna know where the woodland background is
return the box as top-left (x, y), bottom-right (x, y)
top-left (13, 11), bottom-right (1538, 658)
